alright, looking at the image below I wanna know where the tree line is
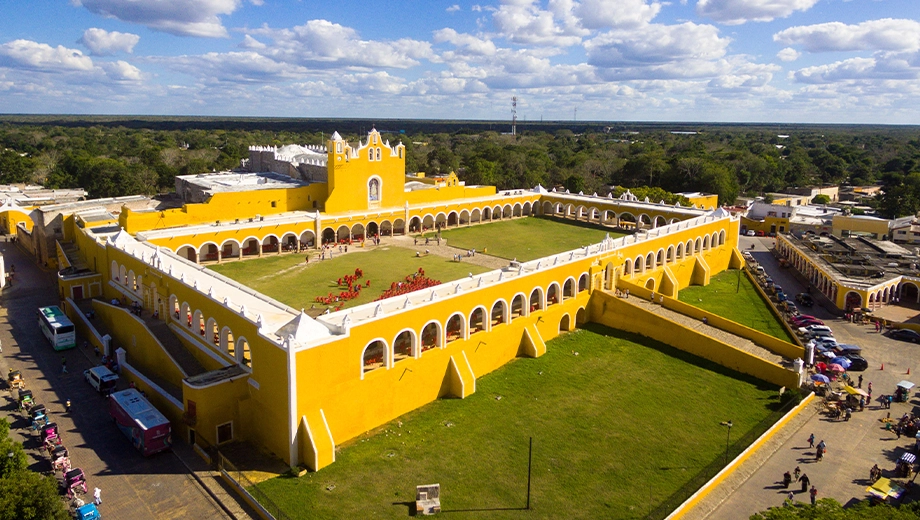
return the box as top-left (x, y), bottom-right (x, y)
top-left (0, 121), bottom-right (918, 216)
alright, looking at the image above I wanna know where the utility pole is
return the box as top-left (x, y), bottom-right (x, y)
top-left (512, 96), bottom-right (517, 136)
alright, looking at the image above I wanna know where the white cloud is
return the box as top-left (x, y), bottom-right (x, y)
top-left (239, 34), bottom-right (266, 50)
top-left (574, 0), bottom-right (661, 29)
top-left (101, 60), bottom-right (143, 81)
top-left (774, 18), bottom-right (920, 53)
top-left (74, 0), bottom-right (240, 38)
top-left (791, 55), bottom-right (920, 83)
top-left (777, 47), bottom-right (800, 61)
top-left (491, 0), bottom-right (587, 46)
top-left (585, 22), bottom-right (729, 68)
top-left (447, 5), bottom-right (460, 12)
top-left (697, 0), bottom-right (819, 25)
top-left (148, 51), bottom-right (303, 83)
top-left (0, 39), bottom-right (94, 71)
top-left (434, 28), bottom-right (497, 56)
top-left (79, 28), bottom-right (140, 55)
top-left (249, 19), bottom-right (433, 69)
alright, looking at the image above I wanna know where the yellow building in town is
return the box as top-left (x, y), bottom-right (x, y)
top-left (3, 129), bottom-right (798, 471)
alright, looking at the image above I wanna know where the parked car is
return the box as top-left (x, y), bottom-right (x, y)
top-left (888, 328), bottom-right (920, 344)
top-left (755, 230), bottom-right (765, 237)
top-left (799, 325), bottom-right (834, 339)
top-left (843, 353), bottom-right (869, 371)
top-left (796, 319), bottom-right (824, 328)
top-left (834, 344), bottom-right (862, 355)
top-left (790, 314), bottom-right (818, 324)
top-left (795, 293), bottom-right (814, 307)
top-left (782, 301), bottom-right (798, 314)
top-left (771, 285), bottom-right (783, 295)
top-left (776, 291), bottom-right (788, 302)
top-left (746, 230), bottom-right (756, 236)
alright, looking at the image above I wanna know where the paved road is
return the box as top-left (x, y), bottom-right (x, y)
top-left (0, 238), bottom-right (231, 519)
top-left (703, 237), bottom-right (920, 518)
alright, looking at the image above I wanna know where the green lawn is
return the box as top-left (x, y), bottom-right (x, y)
top-left (255, 324), bottom-right (782, 519)
top-left (678, 270), bottom-right (795, 343)
top-left (437, 217), bottom-right (627, 262)
top-left (208, 246), bottom-right (490, 312)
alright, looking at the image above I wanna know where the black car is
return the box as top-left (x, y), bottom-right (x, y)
top-left (843, 353), bottom-right (868, 371)
top-left (795, 293), bottom-right (814, 307)
top-left (889, 329), bottom-right (920, 344)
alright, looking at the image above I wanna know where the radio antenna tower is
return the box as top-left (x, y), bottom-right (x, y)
top-left (512, 96), bottom-right (517, 136)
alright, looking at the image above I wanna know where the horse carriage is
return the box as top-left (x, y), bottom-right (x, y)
top-left (51, 446), bottom-right (71, 474)
top-left (896, 452), bottom-right (916, 478)
top-left (17, 389), bottom-right (34, 412)
top-left (7, 369), bottom-right (24, 391)
top-left (41, 422), bottom-right (63, 453)
top-left (63, 468), bottom-right (87, 499)
top-left (30, 404), bottom-right (49, 430)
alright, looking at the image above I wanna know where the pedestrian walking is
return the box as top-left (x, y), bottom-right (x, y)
top-left (93, 487), bottom-right (102, 505)
top-left (809, 485), bottom-right (817, 505)
top-left (858, 374), bottom-right (863, 388)
top-left (65, 399), bottom-right (71, 413)
top-left (61, 357), bottom-right (67, 374)
top-left (783, 471), bottom-right (792, 488)
top-left (794, 466), bottom-right (801, 482)
top-left (807, 433), bottom-right (815, 448)
top-left (800, 473), bottom-right (810, 492)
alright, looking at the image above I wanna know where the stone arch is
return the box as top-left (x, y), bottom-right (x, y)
top-left (362, 339), bottom-right (388, 375)
top-left (589, 207), bottom-right (600, 222)
top-left (510, 293), bottom-right (526, 319)
top-left (624, 260), bottom-right (632, 275)
top-left (578, 273), bottom-right (588, 292)
top-left (638, 214), bottom-right (652, 228)
top-left (176, 245), bottom-right (197, 262)
top-left (280, 232), bottom-right (298, 252)
top-left (576, 205), bottom-right (587, 220)
top-left (654, 215), bottom-right (667, 228)
top-left (458, 210), bottom-right (469, 226)
top-left (686, 239), bottom-right (694, 256)
top-left (493, 205), bottom-right (503, 220)
top-left (667, 245), bottom-right (675, 263)
top-left (206, 317), bottom-right (219, 345)
top-left (703, 234), bottom-right (711, 250)
top-left (563, 277), bottom-right (576, 299)
top-left (656, 248), bottom-right (664, 266)
top-left (718, 230), bottom-right (726, 245)
top-left (547, 283), bottom-right (560, 305)
top-left (694, 237), bottom-right (702, 252)
top-left (446, 313), bottom-right (465, 342)
top-left (523, 201), bottom-right (532, 216)
top-left (575, 307), bottom-right (587, 325)
top-left (380, 220), bottom-right (392, 236)
top-left (322, 228), bottom-right (335, 244)
top-left (261, 235), bottom-right (279, 253)
top-left (619, 212), bottom-right (637, 228)
top-left (491, 299), bottom-right (508, 326)
top-left (421, 321), bottom-right (441, 352)
top-left (169, 295), bottom-right (179, 322)
top-left (711, 231), bottom-right (719, 247)
top-left (645, 252), bottom-right (655, 271)
top-left (676, 242), bottom-right (684, 259)
top-left (901, 281), bottom-right (920, 303)
top-left (181, 302), bottom-right (192, 328)
top-left (393, 218), bottom-right (405, 235)
top-left (559, 314), bottom-right (570, 332)
top-left (435, 212), bottom-right (447, 228)
top-left (127, 269), bottom-right (137, 291)
top-left (351, 223), bottom-right (365, 241)
top-left (219, 326), bottom-right (234, 354)
top-left (645, 278), bottom-right (656, 290)
top-left (513, 203), bottom-right (522, 217)
top-left (366, 222), bottom-right (379, 238)
top-left (542, 201), bottom-right (554, 215)
top-left (844, 291), bottom-right (862, 311)
top-left (199, 242), bottom-right (220, 261)
top-left (393, 329), bottom-right (416, 362)
top-left (336, 225), bottom-right (350, 242)
top-left (236, 337), bottom-right (251, 366)
top-left (634, 255), bottom-right (644, 274)
top-left (110, 260), bottom-right (119, 281)
top-left (502, 204), bottom-right (513, 218)
top-left (471, 208), bottom-right (482, 223)
top-left (299, 231), bottom-right (316, 248)
top-left (409, 216), bottom-right (422, 233)
top-left (193, 310), bottom-right (205, 335)
top-left (469, 306), bottom-right (487, 334)
top-left (422, 214), bottom-right (435, 230)
top-left (530, 287), bottom-right (544, 312)
top-left (483, 207), bottom-right (492, 221)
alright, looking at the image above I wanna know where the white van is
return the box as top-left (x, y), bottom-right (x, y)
top-left (84, 365), bottom-right (119, 395)
top-left (799, 325), bottom-right (834, 339)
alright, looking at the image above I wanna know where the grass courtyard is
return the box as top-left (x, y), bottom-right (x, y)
top-left (678, 270), bottom-right (795, 343)
top-left (209, 246), bottom-right (490, 312)
top-left (256, 324), bottom-right (782, 519)
top-left (436, 217), bottom-right (627, 262)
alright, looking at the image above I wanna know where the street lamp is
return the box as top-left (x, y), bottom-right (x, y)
top-left (720, 421), bottom-right (733, 466)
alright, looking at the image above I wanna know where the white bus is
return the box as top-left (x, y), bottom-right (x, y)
top-left (38, 306), bottom-right (76, 351)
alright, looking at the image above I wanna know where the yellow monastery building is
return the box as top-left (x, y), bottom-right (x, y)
top-left (2, 130), bottom-right (801, 471)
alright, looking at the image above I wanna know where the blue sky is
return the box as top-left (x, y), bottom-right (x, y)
top-left (1, 0), bottom-right (918, 123)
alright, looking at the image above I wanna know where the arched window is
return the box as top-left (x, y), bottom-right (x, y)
top-left (511, 295), bottom-right (525, 319)
top-left (394, 331), bottom-right (414, 362)
top-left (491, 301), bottom-right (506, 326)
top-left (578, 274), bottom-right (588, 292)
top-left (363, 340), bottom-right (386, 374)
top-left (446, 314), bottom-right (464, 342)
top-left (421, 322), bottom-right (440, 352)
top-left (563, 279), bottom-right (575, 299)
top-left (376, 147), bottom-right (381, 161)
top-left (547, 284), bottom-right (560, 305)
top-left (530, 288), bottom-right (543, 312)
top-left (470, 308), bottom-right (486, 334)
top-left (368, 148), bottom-right (374, 161)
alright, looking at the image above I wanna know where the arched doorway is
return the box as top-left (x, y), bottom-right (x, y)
top-left (559, 314), bottom-right (570, 332)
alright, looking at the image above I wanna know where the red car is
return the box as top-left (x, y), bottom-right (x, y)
top-left (790, 315), bottom-right (821, 326)
top-left (796, 319), bottom-right (825, 327)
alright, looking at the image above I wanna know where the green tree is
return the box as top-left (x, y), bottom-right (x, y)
top-left (0, 419), bottom-right (27, 478)
top-left (0, 470), bottom-right (70, 520)
top-left (750, 498), bottom-right (920, 519)
top-left (812, 194), bottom-right (831, 205)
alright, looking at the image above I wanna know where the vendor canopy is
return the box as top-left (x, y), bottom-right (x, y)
top-left (844, 385), bottom-right (869, 397)
top-left (897, 381), bottom-right (915, 390)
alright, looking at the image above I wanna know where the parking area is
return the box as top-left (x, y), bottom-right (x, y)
top-left (0, 238), bottom-right (231, 519)
top-left (709, 237), bottom-right (920, 518)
